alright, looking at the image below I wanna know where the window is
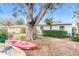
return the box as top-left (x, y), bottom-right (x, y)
top-left (60, 26), bottom-right (64, 31)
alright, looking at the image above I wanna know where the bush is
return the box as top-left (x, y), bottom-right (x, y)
top-left (20, 34), bottom-right (26, 40)
top-left (42, 30), bottom-right (68, 38)
top-left (20, 28), bottom-right (26, 34)
top-left (14, 34), bottom-right (26, 40)
top-left (40, 25), bottom-right (43, 30)
top-left (8, 32), bottom-right (14, 39)
top-left (71, 34), bottom-right (79, 42)
top-left (0, 29), bottom-right (8, 43)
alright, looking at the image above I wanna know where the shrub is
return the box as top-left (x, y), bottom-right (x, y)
top-left (8, 32), bottom-right (14, 39)
top-left (14, 34), bottom-right (26, 40)
top-left (71, 34), bottom-right (79, 42)
top-left (0, 29), bottom-right (8, 43)
top-left (20, 28), bottom-right (26, 34)
top-left (20, 34), bottom-right (26, 40)
top-left (40, 25), bottom-right (43, 30)
top-left (42, 30), bottom-right (68, 38)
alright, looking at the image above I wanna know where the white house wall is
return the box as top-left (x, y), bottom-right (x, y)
top-left (8, 28), bottom-right (20, 33)
top-left (40, 25), bottom-right (72, 36)
top-left (52, 26), bottom-right (59, 30)
top-left (36, 26), bottom-right (42, 34)
top-left (43, 26), bottom-right (50, 30)
top-left (0, 24), bottom-right (72, 36)
top-left (64, 25), bottom-right (72, 36)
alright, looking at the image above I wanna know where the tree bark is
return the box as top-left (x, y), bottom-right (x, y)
top-left (77, 22), bottom-right (79, 32)
top-left (26, 3), bottom-right (34, 41)
top-left (26, 22), bottom-right (37, 41)
top-left (34, 3), bottom-right (51, 27)
top-left (27, 3), bottom-right (33, 22)
top-left (26, 23), bottom-right (34, 41)
top-left (26, 3), bottom-right (51, 40)
top-left (75, 20), bottom-right (79, 32)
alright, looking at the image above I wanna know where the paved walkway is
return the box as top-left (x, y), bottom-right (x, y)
top-left (24, 37), bottom-right (79, 56)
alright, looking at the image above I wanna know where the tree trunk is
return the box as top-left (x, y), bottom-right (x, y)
top-left (77, 22), bottom-right (79, 32)
top-left (26, 3), bottom-right (51, 40)
top-left (26, 3), bottom-right (34, 41)
top-left (26, 22), bottom-right (37, 41)
top-left (26, 23), bottom-right (33, 41)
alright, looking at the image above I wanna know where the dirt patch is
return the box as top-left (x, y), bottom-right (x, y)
top-left (24, 37), bottom-right (79, 56)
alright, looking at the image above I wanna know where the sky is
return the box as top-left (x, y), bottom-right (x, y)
top-left (0, 3), bottom-right (78, 24)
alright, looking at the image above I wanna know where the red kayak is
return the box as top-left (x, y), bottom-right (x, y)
top-left (5, 40), bottom-right (37, 50)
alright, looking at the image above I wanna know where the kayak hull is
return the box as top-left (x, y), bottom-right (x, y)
top-left (5, 40), bottom-right (37, 50)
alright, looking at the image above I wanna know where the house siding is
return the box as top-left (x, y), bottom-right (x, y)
top-left (40, 24), bottom-right (72, 36)
top-left (64, 25), bottom-right (72, 36)
top-left (0, 23), bottom-right (72, 36)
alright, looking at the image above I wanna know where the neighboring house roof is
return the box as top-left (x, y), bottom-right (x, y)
top-left (0, 23), bottom-right (72, 28)
top-left (38, 23), bottom-right (72, 26)
top-left (0, 25), bottom-right (26, 28)
top-left (54, 23), bottom-right (72, 25)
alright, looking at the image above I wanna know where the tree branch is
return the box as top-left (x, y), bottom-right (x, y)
top-left (34, 3), bottom-right (52, 26)
top-left (27, 3), bottom-right (33, 23)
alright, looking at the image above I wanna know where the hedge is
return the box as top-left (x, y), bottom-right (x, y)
top-left (42, 30), bottom-right (68, 38)
top-left (0, 29), bottom-right (8, 43)
top-left (71, 34), bottom-right (79, 42)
